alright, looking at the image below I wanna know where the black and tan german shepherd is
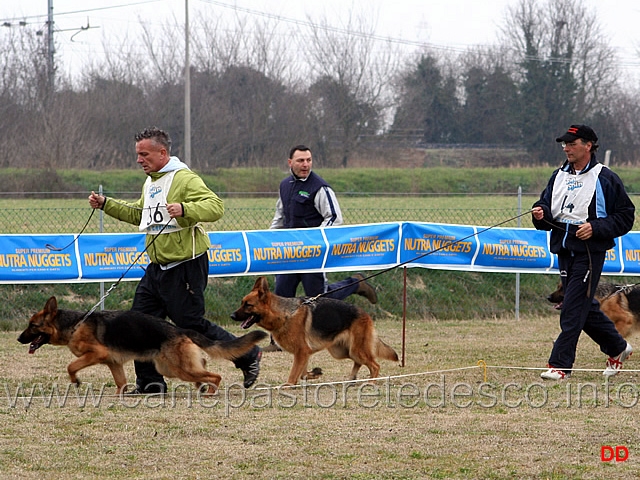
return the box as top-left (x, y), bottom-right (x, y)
top-left (548, 281), bottom-right (640, 338)
top-left (18, 296), bottom-right (267, 394)
top-left (231, 276), bottom-right (398, 385)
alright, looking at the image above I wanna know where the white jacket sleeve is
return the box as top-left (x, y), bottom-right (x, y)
top-left (315, 186), bottom-right (343, 227)
top-left (270, 197), bottom-right (285, 229)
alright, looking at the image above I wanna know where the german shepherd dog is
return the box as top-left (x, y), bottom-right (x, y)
top-left (548, 281), bottom-right (640, 338)
top-left (18, 296), bottom-right (267, 394)
top-left (231, 276), bottom-right (399, 385)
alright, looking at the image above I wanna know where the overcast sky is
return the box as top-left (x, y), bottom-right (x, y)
top-left (2, 0), bottom-right (639, 81)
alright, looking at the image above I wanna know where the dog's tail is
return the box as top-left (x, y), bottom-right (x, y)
top-left (377, 339), bottom-right (399, 362)
top-left (187, 330), bottom-right (268, 360)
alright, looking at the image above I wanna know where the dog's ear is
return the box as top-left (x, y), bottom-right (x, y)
top-left (44, 296), bottom-right (58, 314)
top-left (253, 276), bottom-right (269, 291)
top-left (254, 276), bottom-right (270, 300)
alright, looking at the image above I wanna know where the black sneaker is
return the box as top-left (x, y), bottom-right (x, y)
top-left (241, 350), bottom-right (262, 388)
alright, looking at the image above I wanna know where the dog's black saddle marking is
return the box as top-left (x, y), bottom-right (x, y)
top-left (88, 311), bottom-right (178, 353)
top-left (308, 298), bottom-right (360, 339)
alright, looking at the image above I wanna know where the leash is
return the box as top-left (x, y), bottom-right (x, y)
top-left (73, 213), bottom-right (174, 329)
top-left (44, 194), bottom-right (189, 329)
top-left (539, 217), bottom-right (594, 297)
top-left (591, 283), bottom-right (640, 303)
top-left (45, 209), bottom-right (96, 251)
top-left (304, 209), bottom-right (536, 304)
top-left (44, 197), bottom-right (163, 251)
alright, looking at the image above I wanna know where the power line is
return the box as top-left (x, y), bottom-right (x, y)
top-left (200, 0), bottom-right (478, 55)
top-left (199, 0), bottom-right (640, 70)
top-left (0, 0), bottom-right (164, 24)
top-left (5, 0), bottom-right (640, 80)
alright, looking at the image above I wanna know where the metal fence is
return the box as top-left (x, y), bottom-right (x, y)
top-left (0, 206), bottom-right (536, 234)
top-left (7, 187), bottom-right (638, 233)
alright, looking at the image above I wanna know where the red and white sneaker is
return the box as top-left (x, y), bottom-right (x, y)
top-left (540, 365), bottom-right (570, 380)
top-left (603, 342), bottom-right (633, 378)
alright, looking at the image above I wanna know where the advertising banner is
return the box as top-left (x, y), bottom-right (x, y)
top-left (472, 227), bottom-right (554, 272)
top-left (0, 235), bottom-right (79, 282)
top-left (401, 222), bottom-right (477, 268)
top-left (244, 228), bottom-right (327, 274)
top-left (207, 231), bottom-right (249, 275)
top-left (78, 234), bottom-right (147, 281)
top-left (323, 223), bottom-right (400, 270)
top-left (615, 233), bottom-right (640, 274)
top-left (0, 223), bottom-right (637, 283)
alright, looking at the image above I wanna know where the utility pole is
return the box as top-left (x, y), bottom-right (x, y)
top-left (184, 0), bottom-right (191, 166)
top-left (46, 0), bottom-right (55, 94)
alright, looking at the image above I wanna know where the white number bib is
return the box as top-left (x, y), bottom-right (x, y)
top-left (551, 164), bottom-right (604, 224)
top-left (139, 171), bottom-right (183, 234)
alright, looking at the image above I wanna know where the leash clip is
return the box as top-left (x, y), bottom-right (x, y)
top-left (302, 296), bottom-right (319, 305)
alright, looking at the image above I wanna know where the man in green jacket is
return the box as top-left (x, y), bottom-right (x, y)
top-left (88, 127), bottom-right (261, 393)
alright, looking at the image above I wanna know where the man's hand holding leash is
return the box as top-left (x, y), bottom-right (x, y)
top-left (88, 191), bottom-right (105, 210)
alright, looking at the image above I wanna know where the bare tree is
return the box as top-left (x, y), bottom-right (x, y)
top-left (191, 13), bottom-right (245, 75)
top-left (191, 10), bottom-right (295, 85)
top-left (138, 14), bottom-right (185, 89)
top-left (600, 86), bottom-right (640, 164)
top-left (0, 26), bottom-right (50, 109)
top-left (2, 0), bottom-right (638, 171)
top-left (300, 8), bottom-right (401, 167)
top-left (500, 0), bottom-right (618, 161)
top-left (547, 0), bottom-right (617, 118)
top-left (81, 33), bottom-right (147, 87)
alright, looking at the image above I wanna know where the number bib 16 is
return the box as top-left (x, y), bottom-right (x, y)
top-left (139, 171), bottom-right (183, 234)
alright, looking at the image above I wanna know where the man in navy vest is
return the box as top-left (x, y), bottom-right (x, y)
top-left (266, 145), bottom-right (377, 350)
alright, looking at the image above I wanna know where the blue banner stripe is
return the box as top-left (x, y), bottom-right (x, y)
top-left (0, 222), bottom-right (638, 283)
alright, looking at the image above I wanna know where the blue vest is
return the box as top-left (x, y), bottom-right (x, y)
top-left (279, 171), bottom-right (329, 228)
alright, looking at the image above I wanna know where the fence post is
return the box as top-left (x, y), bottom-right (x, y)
top-left (516, 186), bottom-right (521, 320)
top-left (99, 184), bottom-right (105, 311)
top-left (402, 266), bottom-right (407, 367)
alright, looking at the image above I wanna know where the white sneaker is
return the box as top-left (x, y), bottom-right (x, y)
top-left (540, 366), bottom-right (570, 380)
top-left (603, 342), bottom-right (633, 377)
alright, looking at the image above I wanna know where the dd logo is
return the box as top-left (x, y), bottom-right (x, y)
top-left (601, 445), bottom-right (629, 462)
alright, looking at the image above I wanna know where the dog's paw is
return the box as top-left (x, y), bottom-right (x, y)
top-left (305, 367), bottom-right (323, 379)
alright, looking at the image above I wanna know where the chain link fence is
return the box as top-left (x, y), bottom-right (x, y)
top-left (0, 206), bottom-right (536, 234)
top-left (7, 190), bottom-right (639, 233)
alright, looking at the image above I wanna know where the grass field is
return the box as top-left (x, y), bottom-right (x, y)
top-left (2, 168), bottom-right (640, 478)
top-left (1, 315), bottom-right (639, 479)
